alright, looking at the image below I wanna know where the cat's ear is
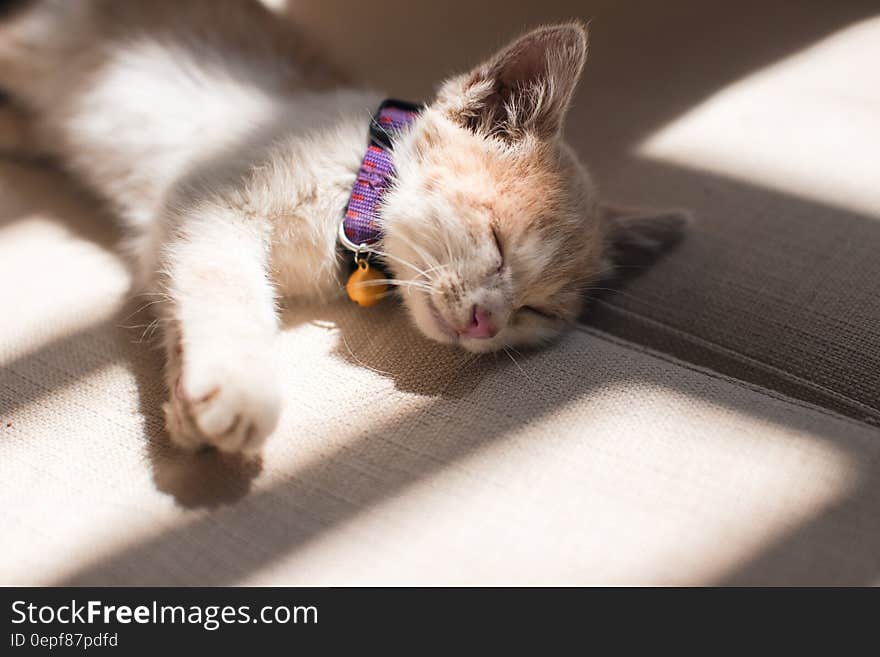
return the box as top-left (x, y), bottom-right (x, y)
top-left (437, 23), bottom-right (588, 141)
top-left (602, 205), bottom-right (691, 269)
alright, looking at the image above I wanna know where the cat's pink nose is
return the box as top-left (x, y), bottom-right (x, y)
top-left (459, 307), bottom-right (497, 339)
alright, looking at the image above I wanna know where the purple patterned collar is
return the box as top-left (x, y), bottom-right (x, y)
top-left (338, 99), bottom-right (423, 257)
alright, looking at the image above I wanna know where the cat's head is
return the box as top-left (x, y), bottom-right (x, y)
top-left (379, 23), bottom-right (686, 352)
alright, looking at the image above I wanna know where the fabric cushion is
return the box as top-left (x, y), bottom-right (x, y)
top-left (2, 161), bottom-right (879, 585)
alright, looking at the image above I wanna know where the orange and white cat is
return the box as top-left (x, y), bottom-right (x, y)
top-left (0, 0), bottom-right (686, 454)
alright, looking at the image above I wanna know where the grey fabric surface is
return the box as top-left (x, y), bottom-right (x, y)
top-left (293, 0), bottom-right (880, 422)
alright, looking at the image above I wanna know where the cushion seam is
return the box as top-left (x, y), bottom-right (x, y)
top-left (585, 298), bottom-right (880, 423)
top-left (576, 323), bottom-right (880, 433)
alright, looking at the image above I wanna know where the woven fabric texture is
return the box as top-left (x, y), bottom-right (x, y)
top-left (2, 161), bottom-right (880, 585)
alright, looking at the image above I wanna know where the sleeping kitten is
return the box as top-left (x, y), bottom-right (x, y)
top-left (0, 0), bottom-right (686, 454)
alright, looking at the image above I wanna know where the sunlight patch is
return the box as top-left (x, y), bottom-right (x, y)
top-left (638, 17), bottom-right (880, 218)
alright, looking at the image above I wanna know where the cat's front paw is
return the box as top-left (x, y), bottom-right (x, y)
top-left (163, 357), bottom-right (281, 455)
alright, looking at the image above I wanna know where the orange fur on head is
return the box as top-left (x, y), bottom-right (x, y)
top-left (380, 22), bottom-right (686, 352)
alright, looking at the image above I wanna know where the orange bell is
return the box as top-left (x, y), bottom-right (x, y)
top-left (346, 258), bottom-right (388, 307)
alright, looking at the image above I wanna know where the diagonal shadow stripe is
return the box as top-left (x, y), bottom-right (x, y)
top-left (51, 315), bottom-right (880, 586)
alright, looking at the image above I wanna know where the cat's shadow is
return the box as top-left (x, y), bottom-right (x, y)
top-left (296, 298), bottom-right (494, 397)
top-left (129, 294), bottom-right (500, 509)
top-left (121, 312), bottom-right (264, 509)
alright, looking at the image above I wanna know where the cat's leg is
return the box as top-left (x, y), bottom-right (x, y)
top-left (158, 203), bottom-right (282, 455)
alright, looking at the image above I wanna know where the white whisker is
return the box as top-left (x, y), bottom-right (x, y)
top-left (339, 331), bottom-right (393, 378)
top-left (350, 278), bottom-right (432, 292)
top-left (120, 298), bottom-right (169, 322)
top-left (135, 318), bottom-right (162, 344)
top-left (386, 230), bottom-right (442, 273)
top-left (420, 262), bottom-right (450, 276)
top-left (584, 287), bottom-right (672, 315)
top-left (503, 346), bottom-right (532, 382)
top-left (370, 248), bottom-right (431, 279)
top-left (129, 291), bottom-right (173, 300)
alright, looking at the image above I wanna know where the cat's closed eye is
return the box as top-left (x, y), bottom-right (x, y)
top-left (491, 225), bottom-right (504, 273)
top-left (519, 305), bottom-right (559, 321)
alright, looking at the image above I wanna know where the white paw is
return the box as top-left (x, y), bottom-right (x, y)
top-left (164, 355), bottom-right (281, 455)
